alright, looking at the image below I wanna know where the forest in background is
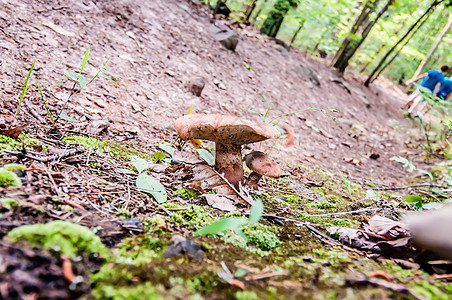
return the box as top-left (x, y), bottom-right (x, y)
top-left (211, 0), bottom-right (451, 85)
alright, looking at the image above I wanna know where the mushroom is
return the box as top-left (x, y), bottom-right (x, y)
top-left (174, 114), bottom-right (280, 189)
top-left (244, 151), bottom-right (281, 189)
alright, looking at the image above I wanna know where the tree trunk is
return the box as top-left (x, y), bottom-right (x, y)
top-left (240, 0), bottom-right (259, 22)
top-left (412, 14), bottom-right (452, 79)
top-left (333, 0), bottom-right (392, 74)
top-left (364, 0), bottom-right (444, 87)
top-left (330, 0), bottom-right (373, 67)
top-left (260, 0), bottom-right (298, 37)
top-left (360, 43), bottom-right (385, 73)
top-left (289, 20), bottom-right (305, 47)
top-left (371, 11), bottom-right (431, 82)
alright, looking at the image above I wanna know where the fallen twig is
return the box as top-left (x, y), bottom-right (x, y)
top-left (374, 183), bottom-right (447, 190)
top-left (211, 169), bottom-right (254, 206)
top-left (308, 207), bottom-right (382, 217)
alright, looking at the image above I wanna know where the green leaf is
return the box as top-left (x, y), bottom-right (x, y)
top-left (131, 156), bottom-right (148, 174)
top-left (99, 72), bottom-right (119, 87)
top-left (422, 202), bottom-right (442, 210)
top-left (153, 152), bottom-right (166, 163)
top-left (78, 75), bottom-right (87, 89)
top-left (64, 69), bottom-right (77, 80)
top-left (12, 61), bottom-right (35, 124)
top-left (187, 104), bottom-right (194, 114)
top-left (364, 189), bottom-right (379, 201)
top-left (58, 114), bottom-right (80, 122)
top-left (404, 195), bottom-right (422, 203)
top-left (196, 149), bottom-right (215, 166)
top-left (234, 268), bottom-right (247, 278)
top-left (390, 156), bottom-right (416, 172)
top-left (158, 144), bottom-right (175, 157)
top-left (339, 171), bottom-right (352, 195)
top-left (248, 199), bottom-right (263, 225)
top-left (80, 46), bottom-right (90, 74)
top-left (36, 83), bottom-right (54, 124)
top-left (194, 217), bottom-right (248, 236)
top-left (136, 173), bottom-right (167, 204)
top-left (117, 168), bottom-right (136, 175)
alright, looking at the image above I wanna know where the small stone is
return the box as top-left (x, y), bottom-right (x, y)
top-left (214, 31), bottom-right (239, 51)
top-left (88, 120), bottom-right (110, 135)
top-left (189, 78), bottom-right (205, 96)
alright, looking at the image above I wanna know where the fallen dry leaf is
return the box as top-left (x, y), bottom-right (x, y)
top-left (0, 124), bottom-right (27, 139)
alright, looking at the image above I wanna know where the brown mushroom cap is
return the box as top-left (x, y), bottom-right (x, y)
top-left (244, 151), bottom-right (281, 178)
top-left (174, 114), bottom-right (280, 144)
top-left (174, 114), bottom-right (280, 189)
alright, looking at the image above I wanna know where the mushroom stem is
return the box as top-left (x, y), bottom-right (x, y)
top-left (215, 142), bottom-right (243, 189)
top-left (246, 171), bottom-right (263, 189)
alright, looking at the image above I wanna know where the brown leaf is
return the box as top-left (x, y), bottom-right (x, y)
top-left (0, 124), bottom-right (27, 139)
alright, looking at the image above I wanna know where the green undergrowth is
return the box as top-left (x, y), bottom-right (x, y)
top-left (90, 214), bottom-right (452, 299)
top-left (0, 134), bottom-right (49, 152)
top-left (5, 220), bottom-right (110, 259)
top-left (63, 135), bottom-right (152, 160)
top-left (0, 167), bottom-right (22, 187)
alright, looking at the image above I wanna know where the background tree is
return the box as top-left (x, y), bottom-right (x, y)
top-left (364, 0), bottom-right (445, 86)
top-left (260, 0), bottom-right (299, 37)
top-left (332, 0), bottom-right (393, 74)
top-left (412, 13), bottom-right (452, 79)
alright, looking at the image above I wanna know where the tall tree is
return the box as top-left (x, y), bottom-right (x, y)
top-left (260, 0), bottom-right (299, 37)
top-left (332, 0), bottom-right (393, 74)
top-left (412, 13), bottom-right (452, 79)
top-left (364, 0), bottom-right (445, 87)
top-left (240, 0), bottom-right (259, 23)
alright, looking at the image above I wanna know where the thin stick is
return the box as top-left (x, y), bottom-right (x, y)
top-left (308, 207), bottom-right (382, 217)
top-left (211, 169), bottom-right (254, 206)
top-left (374, 183), bottom-right (448, 190)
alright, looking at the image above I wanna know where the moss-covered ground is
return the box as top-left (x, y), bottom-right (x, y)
top-left (1, 133), bottom-right (451, 299)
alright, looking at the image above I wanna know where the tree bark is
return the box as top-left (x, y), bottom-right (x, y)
top-left (289, 20), bottom-right (305, 47)
top-left (260, 0), bottom-right (298, 37)
top-left (364, 0), bottom-right (444, 87)
top-left (333, 0), bottom-right (393, 74)
top-left (240, 0), bottom-right (259, 22)
top-left (371, 11), bottom-right (431, 82)
top-left (412, 14), bottom-right (452, 79)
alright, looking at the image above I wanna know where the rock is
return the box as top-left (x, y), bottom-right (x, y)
top-left (403, 204), bottom-right (452, 261)
top-left (189, 78), bottom-right (205, 96)
top-left (88, 120), bottom-right (109, 135)
top-left (214, 30), bottom-right (239, 51)
top-left (273, 44), bottom-right (289, 58)
top-left (162, 235), bottom-right (205, 260)
top-left (294, 64), bottom-right (321, 86)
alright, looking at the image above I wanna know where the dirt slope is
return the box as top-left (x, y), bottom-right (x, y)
top-left (0, 0), bottom-right (415, 185)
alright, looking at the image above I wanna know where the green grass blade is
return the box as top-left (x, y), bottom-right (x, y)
top-left (36, 84), bottom-right (54, 124)
top-left (12, 61), bottom-right (35, 126)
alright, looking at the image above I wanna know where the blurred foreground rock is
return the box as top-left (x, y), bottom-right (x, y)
top-left (403, 204), bottom-right (452, 261)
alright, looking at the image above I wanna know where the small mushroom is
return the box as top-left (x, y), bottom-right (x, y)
top-left (174, 114), bottom-right (280, 189)
top-left (244, 151), bottom-right (281, 189)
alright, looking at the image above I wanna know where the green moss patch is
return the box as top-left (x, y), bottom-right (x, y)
top-left (63, 135), bottom-right (152, 160)
top-left (6, 220), bottom-right (109, 259)
top-left (0, 168), bottom-right (22, 187)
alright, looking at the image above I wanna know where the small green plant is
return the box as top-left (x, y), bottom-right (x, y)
top-left (131, 156), bottom-right (167, 204)
top-left (339, 171), bottom-right (352, 196)
top-left (195, 199), bottom-right (264, 241)
top-left (11, 47), bottom-right (119, 126)
top-left (404, 195), bottom-right (423, 210)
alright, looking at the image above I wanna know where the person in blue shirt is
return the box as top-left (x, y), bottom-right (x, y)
top-left (402, 65), bottom-right (449, 115)
top-left (438, 77), bottom-right (452, 100)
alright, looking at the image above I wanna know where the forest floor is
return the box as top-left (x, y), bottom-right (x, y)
top-left (1, 0), bottom-right (451, 299)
